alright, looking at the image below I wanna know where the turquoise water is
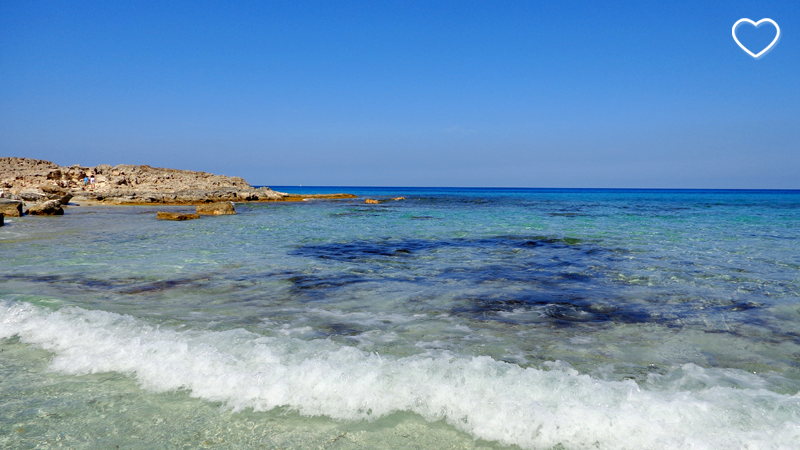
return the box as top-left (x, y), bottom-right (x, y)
top-left (2, 188), bottom-right (800, 449)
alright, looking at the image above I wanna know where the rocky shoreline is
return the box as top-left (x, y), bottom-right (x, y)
top-left (0, 157), bottom-right (356, 214)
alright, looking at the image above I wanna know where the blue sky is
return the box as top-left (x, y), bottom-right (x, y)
top-left (1, 1), bottom-right (798, 188)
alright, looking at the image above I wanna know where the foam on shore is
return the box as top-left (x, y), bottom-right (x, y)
top-left (2, 299), bottom-right (799, 449)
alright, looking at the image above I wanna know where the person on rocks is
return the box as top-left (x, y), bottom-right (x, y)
top-left (90, 175), bottom-right (95, 189)
top-left (83, 175), bottom-right (89, 189)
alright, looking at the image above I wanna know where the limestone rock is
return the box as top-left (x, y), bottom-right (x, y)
top-left (18, 190), bottom-right (46, 202)
top-left (59, 194), bottom-right (74, 205)
top-left (279, 193), bottom-right (357, 202)
top-left (392, 197), bottom-right (406, 200)
top-left (196, 202), bottom-right (236, 215)
top-left (157, 211), bottom-right (199, 221)
top-left (0, 157), bottom-right (347, 205)
top-left (365, 198), bottom-right (380, 204)
top-left (0, 199), bottom-right (24, 217)
top-left (39, 184), bottom-right (73, 202)
top-left (40, 184), bottom-right (68, 195)
top-left (26, 200), bottom-right (64, 215)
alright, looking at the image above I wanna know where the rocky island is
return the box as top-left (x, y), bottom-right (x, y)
top-left (0, 157), bottom-right (355, 215)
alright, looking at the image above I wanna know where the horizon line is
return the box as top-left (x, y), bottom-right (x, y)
top-left (260, 185), bottom-right (800, 192)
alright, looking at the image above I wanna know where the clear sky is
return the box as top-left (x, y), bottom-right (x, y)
top-left (1, 1), bottom-right (798, 188)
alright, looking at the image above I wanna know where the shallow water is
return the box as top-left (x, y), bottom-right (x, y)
top-left (2, 188), bottom-right (800, 449)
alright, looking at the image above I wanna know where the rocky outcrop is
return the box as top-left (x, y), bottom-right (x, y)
top-left (156, 211), bottom-right (199, 221)
top-left (0, 199), bottom-right (24, 217)
top-left (0, 157), bottom-right (286, 205)
top-left (26, 200), bottom-right (64, 215)
top-left (1, 157), bottom-right (359, 205)
top-left (196, 202), bottom-right (236, 215)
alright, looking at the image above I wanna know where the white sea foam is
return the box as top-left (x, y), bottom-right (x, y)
top-left (2, 299), bottom-right (799, 449)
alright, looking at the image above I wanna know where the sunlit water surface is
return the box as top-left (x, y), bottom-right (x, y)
top-left (2, 187), bottom-right (799, 449)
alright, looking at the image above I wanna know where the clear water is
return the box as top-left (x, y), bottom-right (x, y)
top-left (2, 187), bottom-right (800, 449)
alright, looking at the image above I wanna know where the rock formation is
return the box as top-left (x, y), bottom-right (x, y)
top-left (280, 193), bottom-right (359, 201)
top-left (196, 202), bottom-right (236, 215)
top-left (0, 199), bottom-right (24, 217)
top-left (365, 198), bottom-right (380, 204)
top-left (1, 157), bottom-right (355, 206)
top-left (156, 211), bottom-right (200, 221)
top-left (0, 156), bottom-right (284, 204)
top-left (26, 200), bottom-right (64, 215)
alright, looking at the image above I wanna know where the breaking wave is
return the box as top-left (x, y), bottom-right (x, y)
top-left (2, 299), bottom-right (799, 449)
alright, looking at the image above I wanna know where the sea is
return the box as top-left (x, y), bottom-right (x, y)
top-left (2, 187), bottom-right (799, 449)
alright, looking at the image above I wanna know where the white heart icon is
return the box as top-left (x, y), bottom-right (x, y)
top-left (732, 18), bottom-right (780, 58)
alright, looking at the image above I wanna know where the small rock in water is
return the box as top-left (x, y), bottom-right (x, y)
top-left (196, 202), bottom-right (236, 215)
top-left (392, 197), bottom-right (406, 200)
top-left (0, 199), bottom-right (24, 217)
top-left (26, 200), bottom-right (64, 215)
top-left (365, 198), bottom-right (380, 204)
top-left (156, 211), bottom-right (200, 221)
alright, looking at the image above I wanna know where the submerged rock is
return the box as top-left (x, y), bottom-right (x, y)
top-left (0, 199), bottom-right (24, 217)
top-left (156, 211), bottom-right (199, 221)
top-left (196, 202), bottom-right (236, 215)
top-left (26, 200), bottom-right (64, 215)
top-left (280, 193), bottom-right (358, 201)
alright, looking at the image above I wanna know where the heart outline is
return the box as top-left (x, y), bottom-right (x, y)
top-left (732, 18), bottom-right (780, 58)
